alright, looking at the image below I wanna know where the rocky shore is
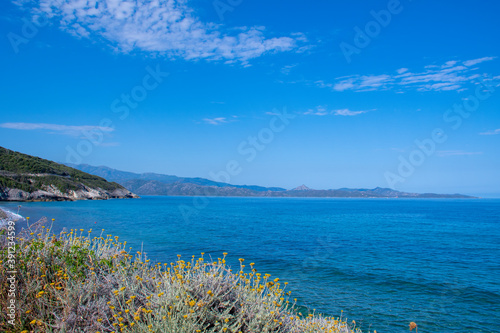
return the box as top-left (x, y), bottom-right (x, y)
top-left (0, 186), bottom-right (138, 202)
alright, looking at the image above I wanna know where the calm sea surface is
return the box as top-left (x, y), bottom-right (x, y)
top-left (2, 197), bottom-right (499, 333)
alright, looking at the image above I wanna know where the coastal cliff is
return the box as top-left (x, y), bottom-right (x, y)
top-left (0, 146), bottom-right (138, 202)
top-left (0, 184), bottom-right (137, 201)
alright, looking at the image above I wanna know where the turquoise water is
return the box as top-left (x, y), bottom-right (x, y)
top-left (2, 197), bottom-right (499, 332)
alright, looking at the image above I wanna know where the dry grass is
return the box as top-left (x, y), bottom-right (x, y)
top-left (0, 219), bottom-right (362, 333)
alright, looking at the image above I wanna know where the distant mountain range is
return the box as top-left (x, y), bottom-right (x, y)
top-left (67, 164), bottom-right (476, 199)
top-left (66, 164), bottom-right (286, 192)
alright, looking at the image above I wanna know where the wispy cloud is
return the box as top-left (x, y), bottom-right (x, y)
top-left (463, 57), bottom-right (495, 67)
top-left (304, 106), bottom-right (329, 116)
top-left (332, 109), bottom-right (370, 116)
top-left (202, 116), bottom-right (239, 125)
top-left (203, 117), bottom-right (228, 125)
top-left (479, 128), bottom-right (500, 135)
top-left (320, 58), bottom-right (497, 92)
top-left (304, 106), bottom-right (372, 116)
top-left (440, 60), bottom-right (458, 68)
top-left (265, 111), bottom-right (282, 116)
top-left (281, 64), bottom-right (298, 75)
top-left (0, 122), bottom-right (114, 136)
top-left (15, 0), bottom-right (303, 64)
top-left (436, 150), bottom-right (483, 157)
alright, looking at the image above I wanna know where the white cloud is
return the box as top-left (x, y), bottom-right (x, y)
top-left (304, 106), bottom-right (329, 116)
top-left (332, 79), bottom-right (355, 92)
top-left (463, 57), bottom-right (496, 67)
top-left (357, 75), bottom-right (392, 91)
top-left (441, 60), bottom-right (458, 68)
top-left (202, 117), bottom-right (236, 125)
top-left (315, 80), bottom-right (334, 89)
top-left (436, 150), bottom-right (483, 157)
top-left (281, 64), bottom-right (297, 75)
top-left (303, 106), bottom-right (372, 116)
top-left (323, 58), bottom-right (497, 92)
top-left (0, 122), bottom-right (114, 136)
top-left (333, 75), bottom-right (395, 92)
top-left (332, 108), bottom-right (369, 116)
top-left (479, 128), bottom-right (500, 135)
top-left (265, 111), bottom-right (281, 116)
top-left (15, 0), bottom-right (302, 63)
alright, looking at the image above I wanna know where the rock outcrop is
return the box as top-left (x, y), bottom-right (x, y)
top-left (0, 185), bottom-right (138, 202)
top-left (0, 146), bottom-right (139, 202)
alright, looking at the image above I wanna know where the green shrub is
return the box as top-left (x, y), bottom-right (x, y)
top-left (0, 222), bottom-right (361, 333)
top-left (0, 146), bottom-right (125, 194)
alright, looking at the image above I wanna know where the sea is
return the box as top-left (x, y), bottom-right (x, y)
top-left (2, 196), bottom-right (499, 333)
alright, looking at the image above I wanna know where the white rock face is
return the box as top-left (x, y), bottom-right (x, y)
top-left (0, 185), bottom-right (138, 202)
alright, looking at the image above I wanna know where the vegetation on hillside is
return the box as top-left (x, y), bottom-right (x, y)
top-left (0, 146), bottom-right (125, 193)
top-left (0, 219), bottom-right (362, 333)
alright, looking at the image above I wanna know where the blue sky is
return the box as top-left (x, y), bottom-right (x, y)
top-left (1, 0), bottom-right (499, 196)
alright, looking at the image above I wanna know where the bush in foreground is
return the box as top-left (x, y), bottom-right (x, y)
top-left (0, 220), bottom-right (362, 333)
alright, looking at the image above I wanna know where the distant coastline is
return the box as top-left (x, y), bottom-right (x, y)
top-left (119, 186), bottom-right (477, 199)
top-left (0, 145), bottom-right (477, 203)
top-left (68, 164), bottom-right (477, 199)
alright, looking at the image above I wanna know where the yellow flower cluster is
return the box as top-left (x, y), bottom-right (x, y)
top-left (0, 222), bottom-right (361, 333)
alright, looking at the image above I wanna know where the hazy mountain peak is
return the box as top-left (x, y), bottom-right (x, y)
top-left (291, 184), bottom-right (312, 191)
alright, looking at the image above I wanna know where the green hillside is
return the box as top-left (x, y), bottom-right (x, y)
top-left (0, 146), bottom-right (126, 195)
